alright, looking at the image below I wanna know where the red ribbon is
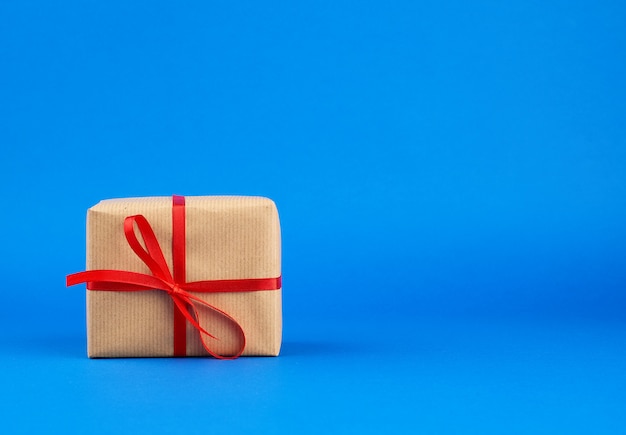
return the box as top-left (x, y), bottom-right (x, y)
top-left (66, 195), bottom-right (282, 359)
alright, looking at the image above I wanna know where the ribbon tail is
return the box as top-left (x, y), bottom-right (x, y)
top-left (67, 270), bottom-right (172, 291)
top-left (171, 295), bottom-right (217, 340)
top-left (178, 293), bottom-right (246, 360)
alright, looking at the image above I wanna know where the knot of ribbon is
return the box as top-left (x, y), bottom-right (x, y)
top-left (168, 283), bottom-right (182, 295)
top-left (66, 195), bottom-right (281, 359)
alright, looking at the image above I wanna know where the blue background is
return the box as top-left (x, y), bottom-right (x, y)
top-left (1, 0), bottom-right (625, 432)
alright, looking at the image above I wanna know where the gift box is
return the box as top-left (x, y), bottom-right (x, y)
top-left (67, 195), bottom-right (282, 358)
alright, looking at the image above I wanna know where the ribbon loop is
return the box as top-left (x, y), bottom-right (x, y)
top-left (124, 215), bottom-right (173, 282)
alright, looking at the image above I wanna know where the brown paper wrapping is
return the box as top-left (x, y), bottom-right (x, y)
top-left (85, 196), bottom-right (282, 357)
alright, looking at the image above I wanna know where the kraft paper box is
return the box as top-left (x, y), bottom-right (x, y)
top-left (74, 196), bottom-right (282, 358)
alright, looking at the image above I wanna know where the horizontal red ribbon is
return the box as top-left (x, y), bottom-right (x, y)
top-left (66, 195), bottom-right (281, 359)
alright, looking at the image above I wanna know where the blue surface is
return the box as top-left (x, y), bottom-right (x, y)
top-left (2, 1), bottom-right (626, 433)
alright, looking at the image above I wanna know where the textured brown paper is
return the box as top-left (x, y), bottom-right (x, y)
top-left (86, 196), bottom-right (282, 357)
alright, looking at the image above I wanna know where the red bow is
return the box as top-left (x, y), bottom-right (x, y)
top-left (66, 196), bottom-right (281, 359)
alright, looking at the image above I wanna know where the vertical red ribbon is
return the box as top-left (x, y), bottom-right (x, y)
top-left (172, 195), bottom-right (187, 356)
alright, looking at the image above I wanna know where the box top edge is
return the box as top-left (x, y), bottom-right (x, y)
top-left (90, 196), bottom-right (277, 211)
